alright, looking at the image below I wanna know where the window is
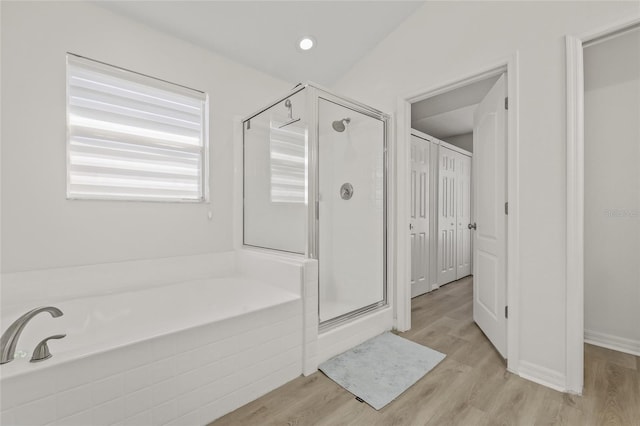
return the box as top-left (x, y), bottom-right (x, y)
top-left (269, 119), bottom-right (307, 204)
top-left (66, 54), bottom-right (208, 201)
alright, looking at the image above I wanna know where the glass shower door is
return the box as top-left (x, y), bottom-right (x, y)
top-left (317, 97), bottom-right (386, 324)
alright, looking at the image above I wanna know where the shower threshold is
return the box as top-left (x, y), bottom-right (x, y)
top-left (319, 300), bottom-right (388, 332)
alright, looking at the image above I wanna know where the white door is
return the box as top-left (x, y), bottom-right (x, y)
top-left (456, 153), bottom-right (472, 278)
top-left (438, 146), bottom-right (457, 285)
top-left (472, 73), bottom-right (507, 357)
top-left (410, 134), bottom-right (430, 297)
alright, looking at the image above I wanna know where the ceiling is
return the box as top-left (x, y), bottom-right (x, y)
top-left (412, 105), bottom-right (477, 140)
top-left (95, 1), bottom-right (425, 86)
top-left (411, 75), bottom-right (500, 139)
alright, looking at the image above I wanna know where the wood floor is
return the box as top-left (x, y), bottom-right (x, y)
top-left (212, 277), bottom-right (640, 425)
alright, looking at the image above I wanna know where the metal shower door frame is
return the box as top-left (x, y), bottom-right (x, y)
top-left (240, 82), bottom-right (391, 330)
top-left (309, 85), bottom-right (391, 331)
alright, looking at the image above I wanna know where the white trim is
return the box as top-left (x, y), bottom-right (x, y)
top-left (518, 361), bottom-right (567, 393)
top-left (505, 52), bottom-right (521, 374)
top-left (565, 15), bottom-right (640, 396)
top-left (395, 55), bottom-right (521, 376)
top-left (439, 139), bottom-right (472, 158)
top-left (387, 108), bottom-right (399, 330)
top-left (584, 24), bottom-right (640, 48)
top-left (394, 97), bottom-right (411, 331)
top-left (565, 35), bottom-right (585, 395)
top-left (406, 65), bottom-right (507, 105)
top-left (579, 18), bottom-right (640, 45)
top-left (585, 330), bottom-right (640, 357)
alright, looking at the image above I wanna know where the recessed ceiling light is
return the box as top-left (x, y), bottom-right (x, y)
top-left (298, 36), bottom-right (315, 51)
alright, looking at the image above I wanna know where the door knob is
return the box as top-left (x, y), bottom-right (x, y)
top-left (468, 223), bottom-right (477, 230)
top-left (409, 223), bottom-right (414, 230)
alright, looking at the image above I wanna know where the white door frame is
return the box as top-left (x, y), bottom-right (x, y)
top-left (395, 53), bottom-right (521, 373)
top-left (565, 15), bottom-right (640, 395)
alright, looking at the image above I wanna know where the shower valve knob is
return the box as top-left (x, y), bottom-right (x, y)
top-left (340, 183), bottom-right (354, 200)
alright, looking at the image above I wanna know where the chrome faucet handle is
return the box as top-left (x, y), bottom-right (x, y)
top-left (0, 306), bottom-right (63, 364)
top-left (30, 334), bottom-right (66, 363)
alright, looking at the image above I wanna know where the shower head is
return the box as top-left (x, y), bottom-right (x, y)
top-left (332, 118), bottom-right (351, 132)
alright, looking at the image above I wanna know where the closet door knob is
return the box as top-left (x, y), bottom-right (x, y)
top-left (468, 223), bottom-right (477, 230)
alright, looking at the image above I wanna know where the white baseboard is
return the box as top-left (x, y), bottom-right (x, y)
top-left (584, 329), bottom-right (640, 356)
top-left (518, 361), bottom-right (566, 392)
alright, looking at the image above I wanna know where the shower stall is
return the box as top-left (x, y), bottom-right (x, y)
top-left (242, 83), bottom-right (389, 329)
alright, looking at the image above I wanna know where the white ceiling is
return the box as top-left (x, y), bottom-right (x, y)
top-left (411, 75), bottom-right (500, 139)
top-left (412, 104), bottom-right (477, 139)
top-left (95, 1), bottom-right (425, 86)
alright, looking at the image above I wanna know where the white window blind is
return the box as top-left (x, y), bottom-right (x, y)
top-left (66, 54), bottom-right (208, 201)
top-left (269, 119), bottom-right (307, 204)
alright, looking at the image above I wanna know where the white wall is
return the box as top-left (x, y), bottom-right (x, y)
top-left (584, 29), bottom-right (640, 354)
top-left (0, 1), bottom-right (290, 273)
top-left (333, 1), bottom-right (639, 388)
top-left (444, 133), bottom-right (473, 153)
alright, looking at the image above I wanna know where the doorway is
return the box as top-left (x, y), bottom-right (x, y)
top-left (407, 71), bottom-right (509, 358)
top-left (583, 26), bottom-right (639, 355)
top-left (394, 59), bottom-right (519, 372)
top-left (566, 18), bottom-right (640, 394)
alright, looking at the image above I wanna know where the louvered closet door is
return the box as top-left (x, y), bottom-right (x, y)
top-left (410, 135), bottom-right (430, 297)
top-left (438, 146), bottom-right (457, 285)
top-left (456, 153), bottom-right (472, 278)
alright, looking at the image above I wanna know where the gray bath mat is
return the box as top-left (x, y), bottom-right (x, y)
top-left (319, 332), bottom-right (445, 410)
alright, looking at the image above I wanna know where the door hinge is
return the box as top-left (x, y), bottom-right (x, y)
top-left (505, 306), bottom-right (509, 319)
top-left (505, 202), bottom-right (509, 215)
top-left (504, 97), bottom-right (509, 110)
top-left (315, 201), bottom-right (319, 218)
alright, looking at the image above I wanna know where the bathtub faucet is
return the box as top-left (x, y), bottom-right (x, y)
top-left (0, 306), bottom-right (64, 364)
